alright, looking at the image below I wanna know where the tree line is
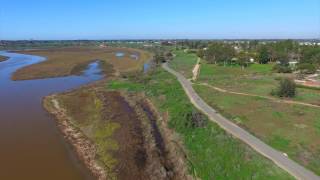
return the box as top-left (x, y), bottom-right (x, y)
top-left (196, 40), bottom-right (320, 73)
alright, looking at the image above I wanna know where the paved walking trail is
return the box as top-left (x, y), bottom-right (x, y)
top-left (162, 62), bottom-right (320, 180)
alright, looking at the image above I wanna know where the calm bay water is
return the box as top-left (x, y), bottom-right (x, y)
top-left (0, 52), bottom-right (102, 180)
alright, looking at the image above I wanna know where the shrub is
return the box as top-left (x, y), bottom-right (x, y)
top-left (187, 49), bottom-right (198, 54)
top-left (186, 109), bottom-right (207, 128)
top-left (272, 64), bottom-right (292, 73)
top-left (297, 63), bottom-right (317, 74)
top-left (271, 78), bottom-right (296, 98)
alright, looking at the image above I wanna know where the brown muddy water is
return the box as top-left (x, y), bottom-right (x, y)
top-left (0, 51), bottom-right (103, 180)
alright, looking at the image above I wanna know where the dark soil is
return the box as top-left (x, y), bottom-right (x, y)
top-left (99, 91), bottom-right (149, 179)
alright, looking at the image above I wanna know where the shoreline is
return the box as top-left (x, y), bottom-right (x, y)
top-left (43, 95), bottom-right (107, 180)
top-left (0, 55), bottom-right (9, 62)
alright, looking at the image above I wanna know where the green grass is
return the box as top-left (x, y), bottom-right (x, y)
top-left (198, 62), bottom-right (320, 105)
top-left (198, 62), bottom-right (277, 95)
top-left (315, 118), bottom-right (320, 134)
top-left (194, 84), bottom-right (320, 175)
top-left (169, 50), bottom-right (198, 78)
top-left (108, 69), bottom-right (293, 179)
top-left (166, 51), bottom-right (320, 176)
top-left (268, 135), bottom-right (291, 152)
top-left (108, 80), bottom-right (144, 92)
top-left (249, 63), bottom-right (274, 73)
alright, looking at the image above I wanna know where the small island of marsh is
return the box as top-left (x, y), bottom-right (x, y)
top-left (0, 55), bottom-right (9, 62)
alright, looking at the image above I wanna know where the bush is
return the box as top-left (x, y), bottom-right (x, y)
top-left (186, 109), bottom-right (207, 128)
top-left (272, 64), bottom-right (292, 73)
top-left (271, 78), bottom-right (296, 98)
top-left (187, 49), bottom-right (198, 54)
top-left (297, 63), bottom-right (317, 74)
top-left (153, 53), bottom-right (166, 64)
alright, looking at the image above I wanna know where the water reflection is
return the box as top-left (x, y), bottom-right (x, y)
top-left (115, 52), bottom-right (125, 58)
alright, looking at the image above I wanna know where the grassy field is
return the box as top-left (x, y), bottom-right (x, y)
top-left (0, 55), bottom-right (8, 62)
top-left (169, 50), bottom-right (198, 79)
top-left (168, 50), bottom-right (320, 105)
top-left (168, 51), bottom-right (320, 175)
top-left (13, 47), bottom-right (152, 80)
top-left (198, 62), bottom-right (320, 105)
top-left (108, 69), bottom-right (293, 179)
top-left (194, 84), bottom-right (320, 175)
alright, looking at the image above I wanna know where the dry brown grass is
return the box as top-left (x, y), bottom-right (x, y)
top-left (13, 47), bottom-right (152, 80)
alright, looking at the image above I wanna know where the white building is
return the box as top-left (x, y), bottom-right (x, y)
top-left (289, 61), bottom-right (298, 67)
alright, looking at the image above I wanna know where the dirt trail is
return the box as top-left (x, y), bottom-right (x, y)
top-left (197, 82), bottom-right (320, 108)
top-left (192, 58), bottom-right (201, 81)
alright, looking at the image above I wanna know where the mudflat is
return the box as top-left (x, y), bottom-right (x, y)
top-left (13, 47), bottom-right (151, 80)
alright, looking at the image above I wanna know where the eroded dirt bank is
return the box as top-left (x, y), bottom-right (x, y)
top-left (44, 95), bottom-right (105, 179)
top-left (44, 85), bottom-right (191, 180)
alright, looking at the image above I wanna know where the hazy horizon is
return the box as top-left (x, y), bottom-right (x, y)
top-left (1, 38), bottom-right (320, 41)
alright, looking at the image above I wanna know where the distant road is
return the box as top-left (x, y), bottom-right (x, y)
top-left (162, 62), bottom-right (320, 180)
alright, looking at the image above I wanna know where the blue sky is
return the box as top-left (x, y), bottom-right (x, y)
top-left (0, 0), bottom-right (319, 40)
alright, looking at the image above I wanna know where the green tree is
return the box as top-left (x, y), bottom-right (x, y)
top-left (205, 42), bottom-right (235, 65)
top-left (297, 63), bottom-right (317, 74)
top-left (301, 46), bottom-right (320, 65)
top-left (249, 40), bottom-right (259, 50)
top-left (237, 51), bottom-right (250, 69)
top-left (197, 49), bottom-right (205, 59)
top-left (258, 46), bottom-right (270, 64)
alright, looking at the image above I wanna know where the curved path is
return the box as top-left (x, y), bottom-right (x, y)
top-left (162, 62), bottom-right (320, 180)
top-left (197, 82), bottom-right (320, 108)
